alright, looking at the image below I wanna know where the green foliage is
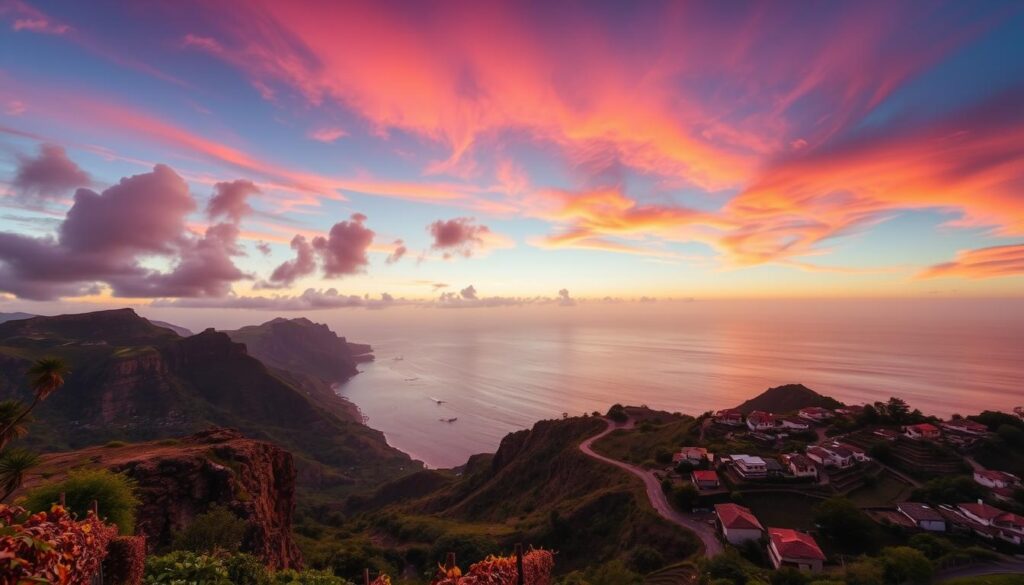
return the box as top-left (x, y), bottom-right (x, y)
top-left (607, 404), bottom-right (628, 423)
top-left (144, 551), bottom-right (231, 585)
top-left (877, 546), bottom-right (933, 585)
top-left (145, 552), bottom-right (352, 585)
top-left (770, 568), bottom-right (809, 585)
top-left (0, 448), bottom-right (39, 498)
top-left (843, 559), bottom-right (884, 585)
top-left (702, 551), bottom-right (754, 585)
top-left (996, 424), bottom-right (1024, 448)
top-left (910, 475), bottom-right (984, 504)
top-left (906, 533), bottom-right (953, 560)
top-left (812, 498), bottom-right (878, 554)
top-left (558, 560), bottom-right (642, 585)
top-left (172, 505), bottom-right (248, 554)
top-left (627, 545), bottom-right (664, 574)
top-left (429, 533), bottom-right (499, 570)
top-left (672, 483), bottom-right (699, 511)
top-left (23, 468), bottom-right (139, 533)
top-left (971, 411), bottom-right (1024, 432)
top-left (225, 553), bottom-right (271, 585)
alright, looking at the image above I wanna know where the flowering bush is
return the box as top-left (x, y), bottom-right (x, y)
top-left (104, 535), bottom-right (147, 585)
top-left (0, 503), bottom-right (117, 585)
top-left (429, 549), bottom-right (554, 585)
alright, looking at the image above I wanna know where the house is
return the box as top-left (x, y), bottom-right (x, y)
top-left (942, 418), bottom-right (989, 436)
top-left (898, 502), bottom-right (947, 532)
top-left (765, 458), bottom-right (786, 477)
top-left (974, 470), bottom-right (1020, 490)
top-left (835, 442), bottom-right (869, 462)
top-left (781, 453), bottom-right (818, 479)
top-left (873, 428), bottom-right (900, 441)
top-left (715, 503), bottom-right (764, 545)
top-left (747, 411), bottom-right (777, 431)
top-left (714, 409), bottom-right (744, 426)
top-left (958, 502), bottom-right (1024, 546)
top-left (799, 407), bottom-right (834, 421)
top-left (674, 446), bottom-right (711, 465)
top-left (835, 404), bottom-right (865, 417)
top-left (692, 470), bottom-right (720, 490)
top-left (904, 423), bottom-right (941, 440)
top-left (806, 445), bottom-right (853, 468)
top-left (779, 416), bottom-right (810, 431)
top-left (767, 528), bottom-right (825, 572)
top-left (732, 454), bottom-right (768, 479)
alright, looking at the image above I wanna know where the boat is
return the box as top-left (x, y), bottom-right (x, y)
top-left (429, 396), bottom-right (446, 404)
top-left (438, 417), bottom-right (458, 423)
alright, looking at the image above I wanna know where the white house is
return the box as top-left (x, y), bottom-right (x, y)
top-left (898, 502), bottom-right (947, 532)
top-left (806, 446), bottom-right (853, 469)
top-left (732, 454), bottom-right (768, 478)
top-left (692, 470), bottom-right (720, 490)
top-left (767, 528), bottom-right (825, 573)
top-left (778, 417), bottom-right (810, 431)
top-left (942, 418), bottom-right (989, 436)
top-left (958, 501), bottom-right (1024, 546)
top-left (974, 470), bottom-right (1020, 490)
top-left (715, 503), bottom-right (764, 545)
top-left (798, 407), bottom-right (834, 421)
top-left (834, 442), bottom-right (869, 462)
top-left (714, 409), bottom-right (744, 426)
top-left (781, 453), bottom-right (818, 479)
top-left (746, 411), bottom-right (777, 431)
top-left (674, 446), bottom-right (711, 465)
top-left (904, 423), bottom-right (941, 440)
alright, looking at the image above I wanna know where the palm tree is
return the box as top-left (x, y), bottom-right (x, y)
top-left (0, 400), bottom-right (31, 448)
top-left (0, 448), bottom-right (40, 501)
top-left (0, 358), bottom-right (69, 446)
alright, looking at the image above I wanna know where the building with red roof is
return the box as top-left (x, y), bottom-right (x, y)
top-left (974, 469), bottom-right (1020, 490)
top-left (904, 423), bottom-right (941, 440)
top-left (691, 469), bottom-right (720, 490)
top-left (746, 410), bottom-right (777, 431)
top-left (942, 418), bottom-right (990, 436)
top-left (767, 528), bottom-right (825, 572)
top-left (714, 503), bottom-right (764, 545)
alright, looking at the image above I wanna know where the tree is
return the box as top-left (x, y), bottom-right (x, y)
top-left (878, 547), bottom-right (932, 585)
top-left (672, 483), bottom-right (699, 511)
top-left (813, 498), bottom-right (878, 553)
top-left (911, 476), bottom-right (983, 504)
top-left (0, 448), bottom-right (39, 500)
top-left (0, 400), bottom-right (31, 447)
top-left (702, 552), bottom-right (751, 585)
top-left (0, 358), bottom-right (69, 447)
top-left (628, 545), bottom-right (664, 574)
top-left (607, 404), bottom-right (629, 423)
top-left (843, 559), bottom-right (884, 585)
top-left (885, 397), bottom-right (910, 424)
top-left (907, 533), bottom-right (953, 560)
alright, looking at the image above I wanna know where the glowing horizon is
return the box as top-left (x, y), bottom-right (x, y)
top-left (2, 0), bottom-right (1023, 310)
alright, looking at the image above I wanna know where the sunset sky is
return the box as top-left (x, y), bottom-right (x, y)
top-left (1, 0), bottom-right (1023, 312)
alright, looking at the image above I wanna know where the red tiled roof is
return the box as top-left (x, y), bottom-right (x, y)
top-left (908, 423), bottom-right (940, 433)
top-left (715, 503), bottom-right (764, 531)
top-left (693, 470), bottom-right (719, 482)
top-left (995, 512), bottom-right (1024, 529)
top-left (976, 470), bottom-right (1018, 482)
top-left (769, 528), bottom-right (825, 561)
top-left (959, 502), bottom-right (1004, 521)
top-left (899, 502), bottom-right (943, 522)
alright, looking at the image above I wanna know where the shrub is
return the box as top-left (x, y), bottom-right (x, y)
top-left (272, 568), bottom-right (354, 584)
top-left (878, 546), bottom-right (933, 585)
top-left (104, 535), bottom-right (147, 585)
top-left (23, 468), bottom-right (139, 534)
top-left (144, 551), bottom-right (231, 584)
top-left (607, 404), bottom-right (629, 423)
top-left (226, 553), bottom-right (272, 585)
top-left (627, 545), bottom-right (664, 573)
top-left (0, 503), bottom-right (117, 585)
top-left (172, 505), bottom-right (248, 553)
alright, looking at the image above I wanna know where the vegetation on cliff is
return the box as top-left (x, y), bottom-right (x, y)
top-left (733, 383), bottom-right (843, 414)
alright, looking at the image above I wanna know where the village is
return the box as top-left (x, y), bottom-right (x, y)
top-left (595, 393), bottom-right (1024, 577)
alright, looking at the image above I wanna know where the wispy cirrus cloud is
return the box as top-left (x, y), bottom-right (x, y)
top-left (919, 244), bottom-right (1024, 279)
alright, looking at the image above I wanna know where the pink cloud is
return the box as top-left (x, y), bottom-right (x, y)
top-left (308, 127), bottom-right (347, 143)
top-left (312, 213), bottom-right (374, 277)
top-left (918, 244), bottom-right (1024, 280)
top-left (12, 143), bottom-right (90, 199)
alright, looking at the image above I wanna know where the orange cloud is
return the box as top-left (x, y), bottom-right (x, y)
top-left (918, 244), bottom-right (1024, 279)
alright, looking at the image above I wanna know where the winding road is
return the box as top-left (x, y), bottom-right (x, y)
top-left (579, 418), bottom-right (724, 558)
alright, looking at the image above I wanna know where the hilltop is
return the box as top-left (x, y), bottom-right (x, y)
top-left (733, 383), bottom-right (843, 414)
top-left (0, 308), bottom-right (418, 492)
top-left (225, 317), bottom-right (370, 384)
top-left (0, 311), bottom-right (36, 324)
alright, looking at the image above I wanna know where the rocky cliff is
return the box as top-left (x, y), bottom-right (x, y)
top-left (0, 309), bottom-right (418, 492)
top-left (29, 428), bottom-right (303, 569)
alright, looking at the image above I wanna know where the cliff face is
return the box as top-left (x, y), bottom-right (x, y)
top-left (0, 309), bottom-right (418, 491)
top-left (32, 428), bottom-right (302, 569)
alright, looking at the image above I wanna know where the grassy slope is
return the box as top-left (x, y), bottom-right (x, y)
top-left (303, 416), bottom-right (702, 578)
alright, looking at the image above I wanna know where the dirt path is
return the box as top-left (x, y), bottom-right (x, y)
top-left (579, 418), bottom-right (724, 558)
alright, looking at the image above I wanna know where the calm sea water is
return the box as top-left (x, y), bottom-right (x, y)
top-left (314, 299), bottom-right (1024, 468)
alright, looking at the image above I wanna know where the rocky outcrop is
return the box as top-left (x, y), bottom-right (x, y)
top-left (225, 317), bottom-right (369, 382)
top-left (32, 428), bottom-right (303, 569)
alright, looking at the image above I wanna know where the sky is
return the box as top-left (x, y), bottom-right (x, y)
top-left (1, 0), bottom-right (1023, 315)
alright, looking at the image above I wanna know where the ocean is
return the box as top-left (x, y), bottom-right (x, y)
top-left (318, 299), bottom-right (1024, 468)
